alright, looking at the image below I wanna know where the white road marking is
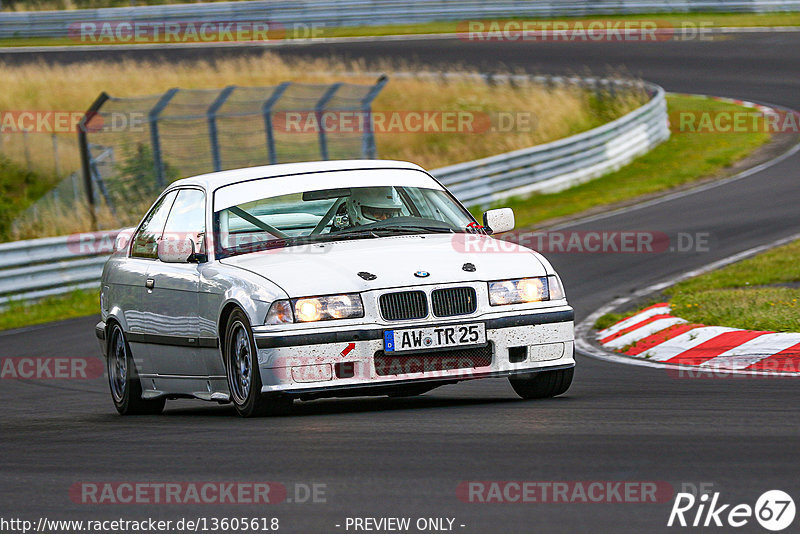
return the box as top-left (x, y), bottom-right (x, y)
top-left (700, 333), bottom-right (800, 370)
top-left (603, 317), bottom-right (687, 350)
top-left (637, 326), bottom-right (738, 361)
top-left (596, 305), bottom-right (671, 339)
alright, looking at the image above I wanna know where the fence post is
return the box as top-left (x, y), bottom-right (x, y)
top-left (89, 145), bottom-right (116, 217)
top-left (359, 74), bottom-right (388, 159)
top-left (52, 134), bottom-right (61, 178)
top-left (262, 82), bottom-right (291, 165)
top-left (315, 83), bottom-right (342, 160)
top-left (207, 85), bottom-right (236, 172)
top-left (22, 131), bottom-right (32, 171)
top-left (78, 91), bottom-right (110, 230)
top-left (148, 88), bottom-right (179, 189)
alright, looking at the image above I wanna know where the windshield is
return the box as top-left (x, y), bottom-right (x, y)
top-left (214, 182), bottom-right (478, 258)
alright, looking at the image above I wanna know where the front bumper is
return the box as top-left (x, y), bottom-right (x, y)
top-left (252, 307), bottom-right (575, 396)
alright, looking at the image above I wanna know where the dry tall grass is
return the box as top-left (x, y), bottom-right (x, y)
top-left (1, 54), bottom-right (642, 174)
top-left (11, 200), bottom-right (122, 239)
top-left (1, 53), bottom-right (645, 239)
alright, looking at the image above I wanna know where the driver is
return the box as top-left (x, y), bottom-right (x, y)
top-left (345, 187), bottom-right (404, 226)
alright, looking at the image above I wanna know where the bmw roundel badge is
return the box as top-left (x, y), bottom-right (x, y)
top-left (414, 271), bottom-right (430, 278)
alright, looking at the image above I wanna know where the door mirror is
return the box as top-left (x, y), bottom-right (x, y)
top-left (482, 208), bottom-right (515, 234)
top-left (157, 236), bottom-right (195, 263)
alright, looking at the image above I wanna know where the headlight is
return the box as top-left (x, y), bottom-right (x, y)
top-left (488, 275), bottom-right (565, 306)
top-left (265, 294), bottom-right (364, 324)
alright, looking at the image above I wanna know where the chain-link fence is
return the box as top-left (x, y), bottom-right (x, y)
top-left (9, 77), bottom-right (387, 235)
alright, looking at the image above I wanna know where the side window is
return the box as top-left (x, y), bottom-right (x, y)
top-left (162, 189), bottom-right (206, 254)
top-left (131, 191), bottom-right (178, 259)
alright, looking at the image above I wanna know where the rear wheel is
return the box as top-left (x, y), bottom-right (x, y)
top-left (509, 367), bottom-right (574, 399)
top-left (224, 309), bottom-right (292, 417)
top-left (107, 324), bottom-right (165, 415)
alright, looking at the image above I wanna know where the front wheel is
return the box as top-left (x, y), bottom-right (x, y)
top-left (107, 324), bottom-right (165, 415)
top-left (509, 367), bottom-right (574, 399)
top-left (224, 309), bottom-right (292, 417)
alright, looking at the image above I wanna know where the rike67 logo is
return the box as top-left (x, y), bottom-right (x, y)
top-left (668, 490), bottom-right (796, 531)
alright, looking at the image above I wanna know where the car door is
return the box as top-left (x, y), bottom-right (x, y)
top-left (123, 189), bottom-right (178, 376)
top-left (142, 188), bottom-right (207, 379)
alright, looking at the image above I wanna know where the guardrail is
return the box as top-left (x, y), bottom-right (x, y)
top-left (0, 77), bottom-right (669, 306)
top-left (0, 232), bottom-right (117, 306)
top-left (1, 0), bottom-right (799, 39)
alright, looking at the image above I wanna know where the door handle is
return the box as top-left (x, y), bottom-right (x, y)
top-left (145, 278), bottom-right (155, 290)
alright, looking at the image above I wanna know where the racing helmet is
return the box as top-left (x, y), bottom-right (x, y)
top-left (346, 187), bottom-right (404, 226)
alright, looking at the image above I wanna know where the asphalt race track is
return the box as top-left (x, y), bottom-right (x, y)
top-left (2, 33), bottom-right (799, 533)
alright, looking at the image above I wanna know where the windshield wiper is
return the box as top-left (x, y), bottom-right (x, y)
top-left (371, 225), bottom-right (455, 235)
top-left (241, 227), bottom-right (453, 252)
top-left (292, 230), bottom-right (382, 244)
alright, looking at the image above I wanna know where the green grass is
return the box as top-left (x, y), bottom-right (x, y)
top-left (665, 239), bottom-right (800, 332)
top-left (669, 288), bottom-right (800, 332)
top-left (594, 311), bottom-right (634, 332)
top-left (596, 240), bottom-right (800, 333)
top-left (2, 12), bottom-right (799, 47)
top-left (0, 289), bottom-right (99, 331)
top-left (473, 95), bottom-right (772, 226)
top-left (0, 155), bottom-right (58, 241)
top-left (670, 239), bottom-right (800, 293)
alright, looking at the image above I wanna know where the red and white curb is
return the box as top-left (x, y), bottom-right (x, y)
top-left (596, 303), bottom-right (800, 374)
top-left (574, 231), bottom-right (800, 378)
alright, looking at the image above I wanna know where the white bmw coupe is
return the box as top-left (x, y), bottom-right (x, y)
top-left (96, 160), bottom-right (575, 416)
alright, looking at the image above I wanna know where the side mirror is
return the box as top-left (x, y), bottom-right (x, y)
top-left (483, 208), bottom-right (515, 234)
top-left (157, 236), bottom-right (195, 263)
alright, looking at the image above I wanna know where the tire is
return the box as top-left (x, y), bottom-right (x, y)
top-left (224, 309), bottom-right (293, 417)
top-left (107, 323), bottom-right (165, 415)
top-left (509, 367), bottom-right (574, 400)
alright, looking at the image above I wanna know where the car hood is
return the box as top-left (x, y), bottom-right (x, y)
top-left (219, 234), bottom-right (547, 297)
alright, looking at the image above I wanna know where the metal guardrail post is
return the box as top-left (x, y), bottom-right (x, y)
top-left (78, 91), bottom-right (110, 231)
top-left (148, 88), bottom-right (179, 189)
top-left (315, 83), bottom-right (342, 161)
top-left (262, 82), bottom-right (291, 165)
top-left (207, 85), bottom-right (236, 172)
top-left (360, 75), bottom-right (388, 159)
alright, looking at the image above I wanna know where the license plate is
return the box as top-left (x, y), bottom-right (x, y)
top-left (384, 323), bottom-right (486, 353)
